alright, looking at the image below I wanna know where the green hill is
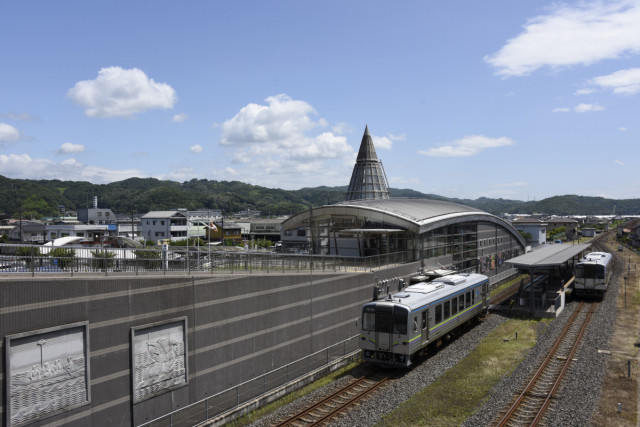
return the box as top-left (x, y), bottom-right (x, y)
top-left (1, 175), bottom-right (639, 219)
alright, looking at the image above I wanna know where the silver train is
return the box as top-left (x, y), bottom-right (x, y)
top-left (574, 251), bottom-right (613, 297)
top-left (359, 273), bottom-right (490, 367)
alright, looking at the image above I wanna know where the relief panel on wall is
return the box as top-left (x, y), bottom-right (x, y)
top-left (5, 321), bottom-right (90, 427)
top-left (131, 317), bottom-right (188, 404)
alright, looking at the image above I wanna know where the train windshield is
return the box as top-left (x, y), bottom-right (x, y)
top-left (362, 305), bottom-right (408, 334)
top-left (576, 264), bottom-right (605, 279)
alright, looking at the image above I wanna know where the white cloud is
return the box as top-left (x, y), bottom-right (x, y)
top-left (57, 142), bottom-right (85, 155)
top-left (614, 160), bottom-right (624, 166)
top-left (332, 122), bottom-right (352, 135)
top-left (172, 113), bottom-right (188, 123)
top-left (190, 144), bottom-right (203, 153)
top-left (2, 112), bottom-right (38, 121)
top-left (68, 67), bottom-right (177, 118)
top-left (619, 127), bottom-right (628, 131)
top-left (220, 94), bottom-right (324, 145)
top-left (372, 133), bottom-right (405, 150)
top-left (485, 1), bottom-right (640, 77)
top-left (589, 67), bottom-right (640, 94)
top-left (218, 94), bottom-right (354, 188)
top-left (574, 103), bottom-right (605, 112)
top-left (418, 135), bottom-right (515, 157)
top-left (0, 123), bottom-right (21, 143)
top-left (574, 88), bottom-right (595, 95)
top-left (373, 135), bottom-right (393, 150)
top-left (554, 103), bottom-right (605, 113)
top-left (0, 153), bottom-right (143, 183)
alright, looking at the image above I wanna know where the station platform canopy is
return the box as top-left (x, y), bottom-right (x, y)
top-left (507, 243), bottom-right (592, 269)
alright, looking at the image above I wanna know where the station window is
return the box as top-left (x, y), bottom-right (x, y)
top-left (444, 301), bottom-right (450, 319)
top-left (452, 297), bottom-right (458, 315)
top-left (435, 305), bottom-right (442, 324)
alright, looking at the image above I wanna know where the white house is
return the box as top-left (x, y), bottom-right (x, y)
top-left (141, 211), bottom-right (188, 243)
top-left (511, 218), bottom-right (547, 246)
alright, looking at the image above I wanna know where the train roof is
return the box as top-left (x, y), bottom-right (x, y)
top-left (578, 251), bottom-right (612, 264)
top-left (367, 273), bottom-right (488, 311)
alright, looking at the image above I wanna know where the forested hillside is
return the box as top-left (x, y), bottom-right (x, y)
top-left (1, 175), bottom-right (639, 219)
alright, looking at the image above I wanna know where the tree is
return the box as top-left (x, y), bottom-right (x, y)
top-left (91, 249), bottom-right (116, 270)
top-left (134, 248), bottom-right (162, 270)
top-left (49, 247), bottom-right (76, 269)
top-left (518, 230), bottom-right (532, 242)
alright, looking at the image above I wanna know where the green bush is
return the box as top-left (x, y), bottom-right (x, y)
top-left (134, 248), bottom-right (162, 269)
top-left (91, 250), bottom-right (116, 270)
top-left (49, 248), bottom-right (76, 269)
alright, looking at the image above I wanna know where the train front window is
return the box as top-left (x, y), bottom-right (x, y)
top-left (362, 305), bottom-right (408, 334)
top-left (363, 309), bottom-right (376, 331)
top-left (577, 264), bottom-right (603, 279)
top-left (393, 307), bottom-right (408, 334)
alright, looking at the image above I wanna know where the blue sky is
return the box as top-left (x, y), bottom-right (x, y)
top-left (1, 1), bottom-right (639, 201)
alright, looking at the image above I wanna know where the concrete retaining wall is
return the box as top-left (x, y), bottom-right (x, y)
top-left (1, 261), bottom-right (421, 426)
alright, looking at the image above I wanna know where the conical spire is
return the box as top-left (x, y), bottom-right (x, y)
top-left (345, 125), bottom-right (390, 201)
top-left (356, 125), bottom-right (379, 162)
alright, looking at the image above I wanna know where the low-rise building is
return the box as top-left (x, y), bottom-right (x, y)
top-left (545, 217), bottom-right (579, 240)
top-left (44, 223), bottom-right (110, 243)
top-left (7, 221), bottom-right (46, 243)
top-left (141, 211), bottom-right (188, 243)
top-left (77, 207), bottom-right (116, 225)
top-left (206, 220), bottom-right (243, 245)
top-left (511, 217), bottom-right (547, 246)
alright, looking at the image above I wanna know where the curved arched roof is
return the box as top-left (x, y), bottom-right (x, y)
top-left (283, 198), bottom-right (526, 247)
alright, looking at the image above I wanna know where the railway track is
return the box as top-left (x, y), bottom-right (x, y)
top-left (490, 280), bottom-right (526, 308)
top-left (273, 370), bottom-right (391, 426)
top-left (495, 301), bottom-right (598, 427)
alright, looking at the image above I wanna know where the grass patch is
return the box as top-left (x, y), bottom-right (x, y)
top-left (377, 318), bottom-right (549, 427)
top-left (632, 291), bottom-right (640, 305)
top-left (490, 274), bottom-right (527, 298)
top-left (226, 360), bottom-right (362, 427)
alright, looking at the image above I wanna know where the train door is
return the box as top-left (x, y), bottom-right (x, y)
top-left (482, 282), bottom-right (488, 309)
top-left (375, 306), bottom-right (393, 352)
top-left (421, 308), bottom-right (428, 346)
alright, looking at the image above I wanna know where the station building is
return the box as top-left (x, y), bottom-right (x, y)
top-left (281, 126), bottom-right (527, 275)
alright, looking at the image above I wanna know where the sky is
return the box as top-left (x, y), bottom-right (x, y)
top-left (1, 1), bottom-right (639, 201)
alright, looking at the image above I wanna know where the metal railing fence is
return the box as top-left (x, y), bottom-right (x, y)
top-left (139, 335), bottom-right (360, 427)
top-left (0, 244), bottom-right (409, 276)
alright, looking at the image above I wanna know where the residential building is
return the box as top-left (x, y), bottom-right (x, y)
top-left (511, 218), bottom-right (547, 246)
top-left (544, 217), bottom-right (579, 240)
top-left (206, 220), bottom-right (243, 245)
top-left (141, 211), bottom-right (188, 243)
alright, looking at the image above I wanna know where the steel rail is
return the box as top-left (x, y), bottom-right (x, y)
top-left (531, 302), bottom-right (598, 426)
top-left (496, 301), bottom-right (587, 427)
top-left (274, 371), bottom-right (389, 426)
